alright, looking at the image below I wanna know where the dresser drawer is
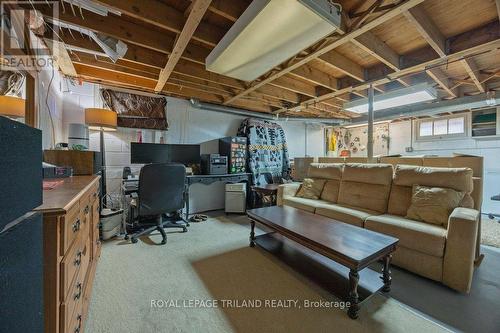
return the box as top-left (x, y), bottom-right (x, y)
top-left (60, 235), bottom-right (83, 301)
top-left (60, 204), bottom-right (81, 256)
top-left (64, 294), bottom-right (83, 333)
top-left (60, 236), bottom-right (90, 332)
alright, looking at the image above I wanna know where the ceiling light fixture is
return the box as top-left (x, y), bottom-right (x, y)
top-left (343, 83), bottom-right (437, 114)
top-left (206, 0), bottom-right (342, 81)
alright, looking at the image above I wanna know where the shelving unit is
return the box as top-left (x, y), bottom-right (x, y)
top-left (471, 107), bottom-right (499, 138)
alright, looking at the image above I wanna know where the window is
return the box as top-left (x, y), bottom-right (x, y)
top-left (417, 116), bottom-right (467, 140)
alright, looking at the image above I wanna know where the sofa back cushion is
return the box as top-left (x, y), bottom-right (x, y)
top-left (308, 163), bottom-right (343, 203)
top-left (388, 165), bottom-right (474, 216)
top-left (307, 163), bottom-right (343, 180)
top-left (338, 163), bottom-right (394, 213)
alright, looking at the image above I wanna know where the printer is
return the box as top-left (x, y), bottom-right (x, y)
top-left (201, 154), bottom-right (228, 175)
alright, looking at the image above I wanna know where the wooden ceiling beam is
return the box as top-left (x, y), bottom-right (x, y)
top-left (404, 5), bottom-right (447, 57)
top-left (351, 31), bottom-right (400, 70)
top-left (74, 63), bottom-right (275, 113)
top-left (202, 0), bottom-right (249, 22)
top-left (273, 20), bottom-right (500, 113)
top-left (222, 0), bottom-right (425, 105)
top-left (425, 68), bottom-right (457, 98)
top-left (318, 50), bottom-right (365, 82)
top-left (94, 0), bottom-right (224, 47)
top-left (460, 58), bottom-right (486, 93)
top-left (154, 0), bottom-right (212, 92)
top-left (33, 3), bottom-right (210, 64)
top-left (290, 65), bottom-right (339, 90)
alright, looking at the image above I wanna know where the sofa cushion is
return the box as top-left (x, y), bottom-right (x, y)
top-left (406, 185), bottom-right (465, 227)
top-left (365, 214), bottom-right (447, 257)
top-left (388, 165), bottom-right (473, 216)
top-left (295, 178), bottom-right (326, 200)
top-left (283, 197), bottom-right (331, 213)
top-left (320, 180), bottom-right (341, 203)
top-left (337, 163), bottom-right (394, 213)
top-left (315, 203), bottom-right (380, 227)
top-left (307, 163), bottom-right (343, 180)
top-left (393, 165), bottom-right (473, 192)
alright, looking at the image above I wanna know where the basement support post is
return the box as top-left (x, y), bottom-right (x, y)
top-left (367, 84), bottom-right (374, 162)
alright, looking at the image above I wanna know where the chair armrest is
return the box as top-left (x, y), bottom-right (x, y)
top-left (443, 207), bottom-right (479, 293)
top-left (277, 183), bottom-right (301, 206)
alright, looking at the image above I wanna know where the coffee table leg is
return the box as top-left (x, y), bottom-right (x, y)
top-left (348, 269), bottom-right (360, 319)
top-left (249, 220), bottom-right (256, 247)
top-left (382, 254), bottom-right (392, 292)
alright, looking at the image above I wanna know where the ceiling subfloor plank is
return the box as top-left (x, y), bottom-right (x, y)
top-left (403, 5), bottom-right (446, 57)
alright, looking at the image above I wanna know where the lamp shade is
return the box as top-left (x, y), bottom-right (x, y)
top-left (0, 95), bottom-right (25, 118)
top-left (85, 108), bottom-right (117, 131)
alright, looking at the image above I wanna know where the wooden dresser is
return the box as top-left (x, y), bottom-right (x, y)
top-left (35, 176), bottom-right (101, 333)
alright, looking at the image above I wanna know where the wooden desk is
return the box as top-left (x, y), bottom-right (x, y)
top-left (35, 175), bottom-right (101, 333)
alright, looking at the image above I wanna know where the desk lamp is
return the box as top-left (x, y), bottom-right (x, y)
top-left (85, 108), bottom-right (117, 205)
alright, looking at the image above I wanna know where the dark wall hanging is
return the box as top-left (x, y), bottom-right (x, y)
top-left (100, 89), bottom-right (168, 130)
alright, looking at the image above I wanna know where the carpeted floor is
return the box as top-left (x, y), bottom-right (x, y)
top-left (482, 217), bottom-right (500, 248)
top-left (85, 213), bottom-right (449, 333)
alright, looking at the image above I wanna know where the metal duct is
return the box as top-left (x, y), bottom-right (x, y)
top-left (189, 99), bottom-right (347, 125)
top-left (348, 93), bottom-right (500, 125)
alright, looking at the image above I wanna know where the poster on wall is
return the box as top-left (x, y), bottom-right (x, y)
top-left (333, 123), bottom-right (390, 157)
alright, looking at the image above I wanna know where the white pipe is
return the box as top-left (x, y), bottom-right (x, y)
top-left (189, 99), bottom-right (347, 125)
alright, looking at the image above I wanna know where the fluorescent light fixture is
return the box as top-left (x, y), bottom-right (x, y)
top-left (344, 83), bottom-right (437, 114)
top-left (206, 0), bottom-right (341, 81)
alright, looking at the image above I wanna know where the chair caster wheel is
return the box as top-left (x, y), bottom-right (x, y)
top-left (488, 214), bottom-right (494, 219)
top-left (124, 235), bottom-right (129, 240)
top-left (183, 227), bottom-right (187, 233)
top-left (131, 237), bottom-right (138, 244)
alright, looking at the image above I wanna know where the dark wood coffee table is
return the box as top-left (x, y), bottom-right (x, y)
top-left (247, 206), bottom-right (398, 319)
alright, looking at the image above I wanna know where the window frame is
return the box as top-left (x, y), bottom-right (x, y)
top-left (415, 113), bottom-right (469, 141)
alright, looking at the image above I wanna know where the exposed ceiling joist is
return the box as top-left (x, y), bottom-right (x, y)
top-left (93, 0), bottom-right (223, 47)
top-left (290, 65), bottom-right (339, 90)
top-left (461, 58), bottom-right (486, 93)
top-left (222, 0), bottom-right (425, 105)
top-left (274, 20), bottom-right (500, 113)
top-left (404, 5), bottom-right (447, 57)
top-left (351, 31), bottom-right (400, 70)
top-left (318, 50), bottom-right (365, 82)
top-left (33, 3), bottom-right (209, 64)
top-left (425, 68), bottom-right (457, 98)
top-left (154, 0), bottom-right (212, 92)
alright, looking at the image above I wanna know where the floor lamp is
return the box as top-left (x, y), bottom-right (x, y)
top-left (85, 108), bottom-right (117, 206)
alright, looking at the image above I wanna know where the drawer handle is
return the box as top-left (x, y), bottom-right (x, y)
top-left (74, 314), bottom-right (82, 333)
top-left (72, 219), bottom-right (81, 233)
top-left (74, 282), bottom-right (82, 300)
top-left (84, 205), bottom-right (90, 214)
top-left (74, 251), bottom-right (82, 266)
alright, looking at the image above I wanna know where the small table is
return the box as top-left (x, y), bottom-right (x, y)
top-left (251, 184), bottom-right (280, 207)
top-left (247, 206), bottom-right (398, 319)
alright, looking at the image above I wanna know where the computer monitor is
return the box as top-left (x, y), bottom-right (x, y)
top-left (131, 143), bottom-right (169, 164)
top-left (130, 143), bottom-right (200, 165)
top-left (168, 144), bottom-right (201, 165)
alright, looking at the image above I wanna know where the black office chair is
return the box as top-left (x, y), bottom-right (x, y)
top-left (125, 163), bottom-right (188, 245)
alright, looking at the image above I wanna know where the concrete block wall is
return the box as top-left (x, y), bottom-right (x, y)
top-left (61, 82), bottom-right (325, 213)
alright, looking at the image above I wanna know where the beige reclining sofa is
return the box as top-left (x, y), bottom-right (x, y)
top-left (278, 163), bottom-right (480, 293)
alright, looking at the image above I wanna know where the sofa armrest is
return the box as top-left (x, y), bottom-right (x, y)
top-left (277, 183), bottom-right (301, 206)
top-left (443, 207), bottom-right (479, 293)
